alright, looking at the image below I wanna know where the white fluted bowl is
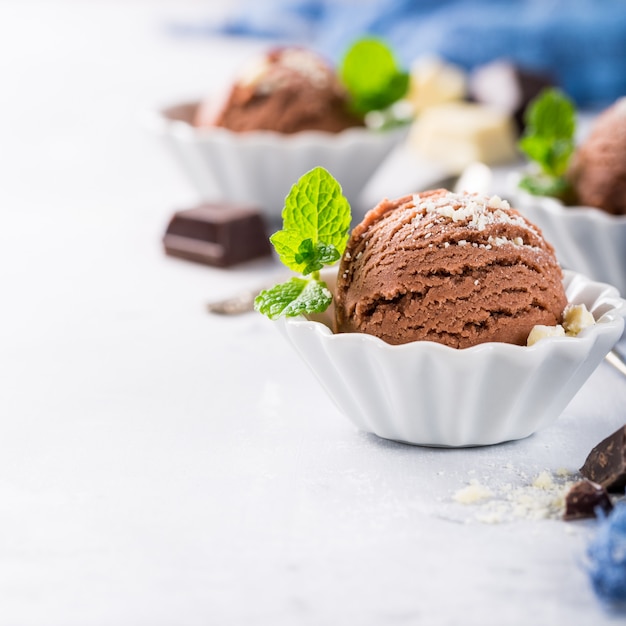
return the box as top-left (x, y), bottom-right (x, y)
top-left (146, 101), bottom-right (406, 219)
top-left (276, 270), bottom-right (626, 447)
top-left (514, 191), bottom-right (626, 297)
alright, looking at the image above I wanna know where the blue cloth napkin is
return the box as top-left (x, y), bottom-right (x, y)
top-left (212, 0), bottom-right (626, 108)
top-left (587, 501), bottom-right (626, 609)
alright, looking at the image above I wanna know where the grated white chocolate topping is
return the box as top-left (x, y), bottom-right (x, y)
top-left (451, 469), bottom-right (579, 524)
top-left (239, 48), bottom-right (332, 94)
top-left (336, 188), bottom-right (568, 349)
top-left (278, 48), bottom-right (331, 87)
top-left (411, 191), bottom-right (538, 237)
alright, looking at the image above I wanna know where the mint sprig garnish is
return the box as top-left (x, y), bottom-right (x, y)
top-left (339, 37), bottom-right (410, 116)
top-left (294, 238), bottom-right (341, 275)
top-left (254, 277), bottom-right (333, 319)
top-left (254, 167), bottom-right (351, 320)
top-left (518, 88), bottom-right (576, 199)
top-left (271, 165), bottom-right (350, 274)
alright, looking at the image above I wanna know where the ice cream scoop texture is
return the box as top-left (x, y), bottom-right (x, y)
top-left (569, 97), bottom-right (626, 215)
top-left (204, 47), bottom-right (364, 134)
top-left (335, 189), bottom-right (567, 348)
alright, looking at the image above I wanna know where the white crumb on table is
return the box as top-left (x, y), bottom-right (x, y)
top-left (452, 479), bottom-right (494, 504)
top-left (451, 469), bottom-right (579, 524)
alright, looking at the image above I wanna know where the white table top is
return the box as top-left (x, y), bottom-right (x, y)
top-left (1, 2), bottom-right (625, 624)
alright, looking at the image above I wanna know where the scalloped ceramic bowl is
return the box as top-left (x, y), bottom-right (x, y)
top-left (514, 191), bottom-right (626, 297)
top-left (276, 270), bottom-right (626, 447)
top-left (147, 101), bottom-right (407, 219)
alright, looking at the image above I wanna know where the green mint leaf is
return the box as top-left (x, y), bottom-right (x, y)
top-left (524, 88), bottom-right (576, 139)
top-left (257, 167), bottom-right (352, 320)
top-left (270, 167), bottom-right (351, 275)
top-left (518, 136), bottom-right (574, 179)
top-left (518, 172), bottom-right (572, 200)
top-left (339, 37), bottom-right (409, 114)
top-left (294, 238), bottom-right (341, 275)
top-left (254, 277), bottom-right (333, 320)
top-left (518, 88), bottom-right (576, 181)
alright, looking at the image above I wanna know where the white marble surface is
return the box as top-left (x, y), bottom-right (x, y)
top-left (1, 2), bottom-right (625, 624)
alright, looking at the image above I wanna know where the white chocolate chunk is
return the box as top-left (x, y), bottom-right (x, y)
top-left (407, 55), bottom-right (467, 113)
top-left (408, 102), bottom-right (518, 173)
top-left (526, 303), bottom-right (596, 346)
top-left (562, 303), bottom-right (595, 336)
top-left (527, 324), bottom-right (566, 346)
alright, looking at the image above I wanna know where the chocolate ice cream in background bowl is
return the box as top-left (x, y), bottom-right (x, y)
top-left (149, 42), bottom-right (410, 220)
top-left (512, 91), bottom-right (626, 297)
top-left (256, 167), bottom-right (626, 447)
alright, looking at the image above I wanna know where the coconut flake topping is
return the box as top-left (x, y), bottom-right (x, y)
top-left (412, 191), bottom-right (534, 234)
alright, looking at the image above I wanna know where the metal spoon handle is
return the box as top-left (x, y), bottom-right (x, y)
top-left (206, 290), bottom-right (258, 315)
top-left (606, 349), bottom-right (626, 378)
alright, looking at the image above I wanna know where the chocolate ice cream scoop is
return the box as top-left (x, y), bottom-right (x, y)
top-left (335, 190), bottom-right (567, 348)
top-left (196, 47), bottom-right (364, 134)
top-left (568, 97), bottom-right (626, 215)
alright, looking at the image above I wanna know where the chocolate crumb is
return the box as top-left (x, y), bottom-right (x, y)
top-left (564, 480), bottom-right (613, 521)
top-left (580, 425), bottom-right (626, 492)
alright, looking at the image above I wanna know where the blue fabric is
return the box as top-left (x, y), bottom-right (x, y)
top-left (210, 0), bottom-right (626, 108)
top-left (587, 501), bottom-right (626, 609)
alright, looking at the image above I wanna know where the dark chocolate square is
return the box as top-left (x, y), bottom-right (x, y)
top-left (163, 203), bottom-right (272, 268)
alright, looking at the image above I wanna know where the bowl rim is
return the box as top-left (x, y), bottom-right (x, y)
top-left (278, 269), bottom-right (626, 356)
top-left (514, 181), bottom-right (626, 225)
top-left (147, 99), bottom-right (409, 145)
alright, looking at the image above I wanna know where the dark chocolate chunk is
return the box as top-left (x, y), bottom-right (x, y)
top-left (163, 203), bottom-right (272, 268)
top-left (468, 61), bottom-right (555, 132)
top-left (564, 479), bottom-right (613, 521)
top-left (580, 425), bottom-right (626, 493)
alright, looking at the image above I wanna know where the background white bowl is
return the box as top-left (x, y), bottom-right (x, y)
top-left (514, 191), bottom-right (626, 297)
top-left (276, 270), bottom-right (626, 447)
top-left (148, 101), bottom-right (407, 220)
